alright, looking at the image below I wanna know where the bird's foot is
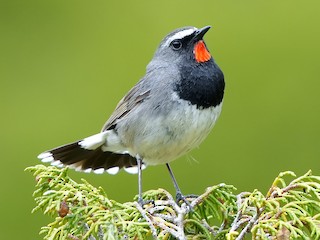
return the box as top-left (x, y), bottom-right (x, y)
top-left (176, 192), bottom-right (198, 211)
top-left (138, 197), bottom-right (155, 208)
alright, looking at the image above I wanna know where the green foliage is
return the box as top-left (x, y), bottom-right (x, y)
top-left (26, 165), bottom-right (236, 239)
top-left (26, 166), bottom-right (320, 240)
top-left (227, 171), bottom-right (320, 240)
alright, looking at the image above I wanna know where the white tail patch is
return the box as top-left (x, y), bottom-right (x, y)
top-left (106, 167), bottom-right (120, 175)
top-left (68, 162), bottom-right (84, 172)
top-left (78, 132), bottom-right (109, 150)
top-left (93, 168), bottom-right (105, 174)
top-left (83, 167), bottom-right (119, 175)
top-left (124, 164), bottom-right (146, 174)
top-left (74, 166), bottom-right (83, 172)
top-left (51, 160), bottom-right (63, 166)
top-left (38, 152), bottom-right (54, 163)
top-left (38, 152), bottom-right (52, 159)
top-left (38, 152), bottom-right (63, 168)
top-left (83, 168), bottom-right (92, 173)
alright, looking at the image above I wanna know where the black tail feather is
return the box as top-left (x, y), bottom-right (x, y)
top-left (47, 142), bottom-right (137, 171)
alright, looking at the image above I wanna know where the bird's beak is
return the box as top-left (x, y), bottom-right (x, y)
top-left (194, 26), bottom-right (211, 41)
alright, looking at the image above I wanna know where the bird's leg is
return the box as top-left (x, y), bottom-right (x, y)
top-left (137, 156), bottom-right (154, 207)
top-left (166, 163), bottom-right (197, 210)
top-left (137, 156), bottom-right (144, 205)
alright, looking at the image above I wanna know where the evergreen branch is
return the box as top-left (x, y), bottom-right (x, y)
top-left (228, 170), bottom-right (320, 240)
top-left (26, 165), bottom-right (236, 240)
top-left (26, 165), bottom-right (320, 239)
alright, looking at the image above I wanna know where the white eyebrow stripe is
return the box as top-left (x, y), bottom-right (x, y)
top-left (164, 28), bottom-right (197, 46)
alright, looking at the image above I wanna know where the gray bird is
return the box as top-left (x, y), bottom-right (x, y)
top-left (38, 26), bottom-right (225, 206)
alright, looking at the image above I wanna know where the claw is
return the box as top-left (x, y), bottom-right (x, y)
top-left (176, 192), bottom-right (197, 211)
top-left (138, 198), bottom-right (155, 207)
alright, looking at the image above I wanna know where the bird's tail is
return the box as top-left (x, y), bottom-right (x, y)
top-left (38, 132), bottom-right (142, 175)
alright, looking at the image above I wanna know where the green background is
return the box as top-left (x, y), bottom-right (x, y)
top-left (1, 0), bottom-right (319, 239)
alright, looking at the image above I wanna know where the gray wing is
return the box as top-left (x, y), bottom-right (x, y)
top-left (38, 79), bottom-right (152, 174)
top-left (101, 84), bottom-right (151, 131)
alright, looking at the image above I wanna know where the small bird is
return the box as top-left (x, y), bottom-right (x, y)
top-left (38, 26), bottom-right (225, 206)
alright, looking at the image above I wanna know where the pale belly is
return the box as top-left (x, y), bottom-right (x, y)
top-left (128, 102), bottom-right (222, 165)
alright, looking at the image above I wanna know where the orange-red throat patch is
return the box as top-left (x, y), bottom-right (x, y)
top-left (194, 40), bottom-right (211, 63)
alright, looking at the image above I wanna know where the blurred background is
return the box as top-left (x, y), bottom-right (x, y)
top-left (1, 0), bottom-right (319, 238)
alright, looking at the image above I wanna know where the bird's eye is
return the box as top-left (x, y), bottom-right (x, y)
top-left (171, 40), bottom-right (182, 50)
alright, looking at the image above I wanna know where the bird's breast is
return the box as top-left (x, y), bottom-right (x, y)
top-left (123, 96), bottom-right (223, 165)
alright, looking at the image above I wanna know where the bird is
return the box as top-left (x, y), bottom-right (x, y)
top-left (38, 25), bottom-right (225, 207)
